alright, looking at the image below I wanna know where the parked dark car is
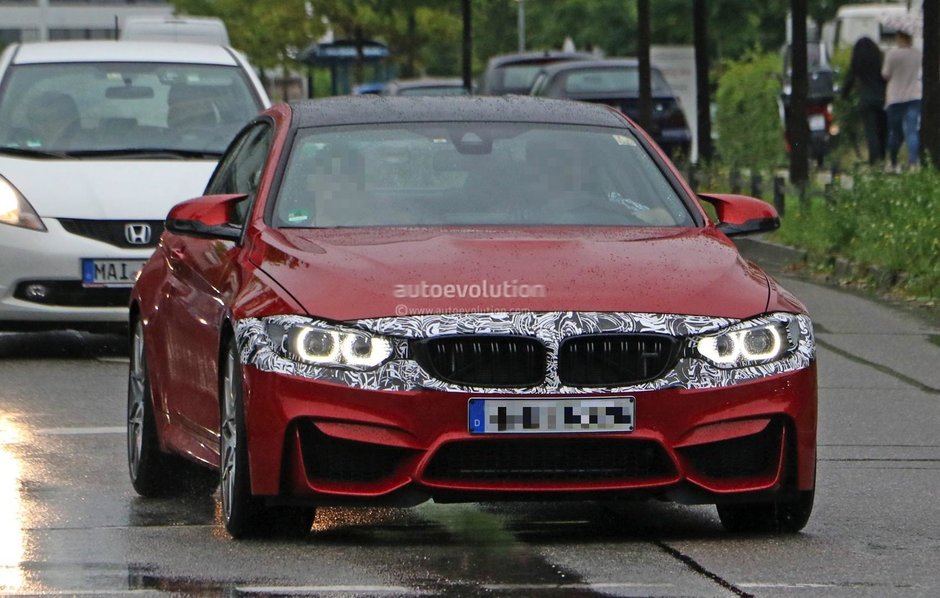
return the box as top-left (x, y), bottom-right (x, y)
top-left (530, 59), bottom-right (692, 159)
top-left (480, 51), bottom-right (593, 96)
top-left (351, 81), bottom-right (385, 95)
top-left (381, 78), bottom-right (469, 97)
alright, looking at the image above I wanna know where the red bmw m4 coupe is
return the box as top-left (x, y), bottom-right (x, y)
top-left (128, 96), bottom-right (817, 538)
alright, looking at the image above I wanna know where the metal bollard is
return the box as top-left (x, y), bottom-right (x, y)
top-left (730, 168), bottom-right (742, 194)
top-left (773, 175), bottom-right (786, 217)
top-left (750, 172), bottom-right (763, 199)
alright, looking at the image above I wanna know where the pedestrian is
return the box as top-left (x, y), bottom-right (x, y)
top-left (881, 28), bottom-right (922, 172)
top-left (842, 37), bottom-right (886, 165)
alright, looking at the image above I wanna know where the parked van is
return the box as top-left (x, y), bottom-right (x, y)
top-left (120, 16), bottom-right (230, 46)
top-left (827, 3), bottom-right (908, 52)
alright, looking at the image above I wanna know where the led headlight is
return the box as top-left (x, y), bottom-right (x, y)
top-left (268, 319), bottom-right (393, 370)
top-left (694, 315), bottom-right (799, 369)
top-left (0, 175), bottom-right (46, 231)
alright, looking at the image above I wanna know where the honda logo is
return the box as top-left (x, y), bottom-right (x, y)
top-left (125, 223), bottom-right (152, 245)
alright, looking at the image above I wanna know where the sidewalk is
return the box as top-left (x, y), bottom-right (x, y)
top-left (736, 237), bottom-right (940, 393)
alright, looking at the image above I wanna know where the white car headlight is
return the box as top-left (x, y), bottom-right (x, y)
top-left (0, 175), bottom-right (46, 232)
top-left (694, 315), bottom-right (799, 369)
top-left (268, 320), bottom-right (393, 370)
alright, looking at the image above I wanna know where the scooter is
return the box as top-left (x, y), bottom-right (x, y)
top-left (779, 41), bottom-right (838, 166)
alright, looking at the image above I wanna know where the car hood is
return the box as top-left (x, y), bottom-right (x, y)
top-left (254, 227), bottom-right (773, 322)
top-left (0, 156), bottom-right (216, 220)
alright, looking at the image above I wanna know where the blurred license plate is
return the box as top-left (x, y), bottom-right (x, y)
top-left (81, 259), bottom-right (147, 287)
top-left (469, 397), bottom-right (634, 434)
top-left (809, 114), bottom-right (826, 131)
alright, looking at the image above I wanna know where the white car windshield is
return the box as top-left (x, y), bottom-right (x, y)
top-left (0, 62), bottom-right (261, 155)
top-left (274, 123), bottom-right (695, 228)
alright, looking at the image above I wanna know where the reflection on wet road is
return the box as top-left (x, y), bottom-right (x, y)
top-left (0, 417), bottom-right (24, 592)
top-left (0, 331), bottom-right (736, 596)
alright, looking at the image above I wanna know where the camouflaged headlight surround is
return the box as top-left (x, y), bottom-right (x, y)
top-left (692, 313), bottom-right (803, 369)
top-left (265, 318), bottom-right (394, 370)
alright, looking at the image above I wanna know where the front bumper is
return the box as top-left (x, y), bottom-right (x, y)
top-left (241, 363), bottom-right (817, 506)
top-left (0, 219), bottom-right (152, 328)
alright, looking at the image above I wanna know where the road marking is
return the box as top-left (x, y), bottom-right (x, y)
top-left (235, 586), bottom-right (420, 595)
top-left (34, 427), bottom-right (124, 436)
top-left (97, 357), bottom-right (130, 364)
top-left (483, 582), bottom-right (673, 590)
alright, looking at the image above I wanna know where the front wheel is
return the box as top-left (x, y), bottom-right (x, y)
top-left (716, 489), bottom-right (814, 534)
top-left (220, 338), bottom-right (314, 539)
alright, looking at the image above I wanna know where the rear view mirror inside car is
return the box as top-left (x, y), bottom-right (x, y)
top-left (105, 85), bottom-right (155, 100)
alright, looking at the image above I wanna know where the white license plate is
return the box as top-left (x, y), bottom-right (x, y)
top-left (81, 259), bottom-right (147, 287)
top-left (468, 397), bottom-right (635, 434)
top-left (809, 114), bottom-right (826, 131)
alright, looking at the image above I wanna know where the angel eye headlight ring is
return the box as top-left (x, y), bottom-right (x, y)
top-left (696, 318), bottom-right (795, 368)
top-left (276, 322), bottom-right (393, 370)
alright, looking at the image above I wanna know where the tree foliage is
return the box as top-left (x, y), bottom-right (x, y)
top-left (168, 0), bottom-right (865, 83)
top-left (715, 52), bottom-right (785, 169)
top-left (169, 0), bottom-right (322, 70)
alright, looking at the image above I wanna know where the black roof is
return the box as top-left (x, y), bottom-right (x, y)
top-left (287, 96), bottom-right (630, 128)
top-left (485, 51), bottom-right (594, 68)
top-left (536, 58), bottom-right (644, 76)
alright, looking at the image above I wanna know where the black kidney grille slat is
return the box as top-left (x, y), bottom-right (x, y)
top-left (558, 334), bottom-right (678, 386)
top-left (417, 335), bottom-right (546, 388)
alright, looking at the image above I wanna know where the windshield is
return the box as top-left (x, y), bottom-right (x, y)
top-left (274, 123), bottom-right (694, 228)
top-left (496, 64), bottom-right (546, 94)
top-left (560, 67), bottom-right (672, 96)
top-left (0, 62), bottom-right (262, 155)
top-left (397, 86), bottom-right (468, 97)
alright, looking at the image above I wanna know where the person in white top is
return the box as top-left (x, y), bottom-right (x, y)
top-left (881, 29), bottom-right (922, 171)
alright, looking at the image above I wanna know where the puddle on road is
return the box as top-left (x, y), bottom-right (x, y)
top-left (0, 330), bottom-right (127, 360)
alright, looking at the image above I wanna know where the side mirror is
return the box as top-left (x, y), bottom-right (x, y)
top-left (698, 193), bottom-right (780, 237)
top-left (165, 193), bottom-right (248, 241)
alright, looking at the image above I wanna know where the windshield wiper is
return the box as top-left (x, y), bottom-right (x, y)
top-left (65, 148), bottom-right (223, 160)
top-left (0, 146), bottom-right (72, 159)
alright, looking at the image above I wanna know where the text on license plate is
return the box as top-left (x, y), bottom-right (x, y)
top-left (469, 397), bottom-right (635, 434)
top-left (81, 259), bottom-right (147, 287)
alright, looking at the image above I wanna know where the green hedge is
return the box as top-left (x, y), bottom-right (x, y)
top-left (715, 52), bottom-right (786, 170)
top-left (775, 169), bottom-right (940, 302)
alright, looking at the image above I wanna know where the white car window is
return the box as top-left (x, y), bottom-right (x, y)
top-left (0, 62), bottom-right (262, 155)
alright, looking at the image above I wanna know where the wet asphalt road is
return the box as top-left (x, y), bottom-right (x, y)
top-left (0, 242), bottom-right (938, 597)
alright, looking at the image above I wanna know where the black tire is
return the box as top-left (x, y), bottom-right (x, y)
top-left (220, 338), bottom-right (314, 539)
top-left (716, 489), bottom-right (814, 534)
top-left (127, 318), bottom-right (218, 497)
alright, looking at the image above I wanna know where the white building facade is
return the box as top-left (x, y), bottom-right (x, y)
top-left (0, 0), bottom-right (173, 45)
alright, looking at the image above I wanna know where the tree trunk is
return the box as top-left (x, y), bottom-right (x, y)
top-left (922, 0), bottom-right (940, 170)
top-left (637, 0), bottom-right (653, 132)
top-left (788, 0), bottom-right (810, 185)
top-left (404, 9), bottom-right (417, 79)
top-left (693, 0), bottom-right (713, 163)
top-left (462, 0), bottom-right (472, 93)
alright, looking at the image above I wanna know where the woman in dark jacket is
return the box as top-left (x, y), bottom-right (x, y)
top-left (842, 36), bottom-right (887, 164)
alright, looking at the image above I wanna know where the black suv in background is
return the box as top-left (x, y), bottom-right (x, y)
top-left (480, 51), bottom-right (593, 96)
top-left (530, 59), bottom-right (692, 159)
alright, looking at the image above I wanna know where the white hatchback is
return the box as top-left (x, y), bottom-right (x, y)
top-left (0, 40), bottom-right (269, 331)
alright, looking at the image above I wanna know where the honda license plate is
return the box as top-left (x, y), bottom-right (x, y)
top-left (81, 258), bottom-right (147, 287)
